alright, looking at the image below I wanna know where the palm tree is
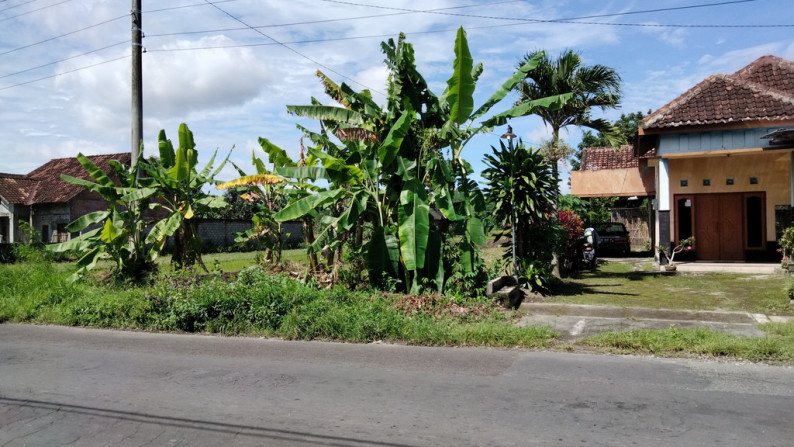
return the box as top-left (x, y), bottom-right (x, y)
top-left (514, 50), bottom-right (623, 186)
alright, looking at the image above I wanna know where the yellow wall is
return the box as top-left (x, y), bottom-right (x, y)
top-left (667, 151), bottom-right (791, 241)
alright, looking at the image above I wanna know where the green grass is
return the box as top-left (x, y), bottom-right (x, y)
top-left (152, 249), bottom-right (309, 273)
top-left (0, 261), bottom-right (555, 348)
top-left (549, 259), bottom-right (793, 315)
top-left (580, 324), bottom-right (794, 363)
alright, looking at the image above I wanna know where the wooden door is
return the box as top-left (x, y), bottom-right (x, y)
top-left (692, 194), bottom-right (744, 261)
top-left (694, 195), bottom-right (721, 260)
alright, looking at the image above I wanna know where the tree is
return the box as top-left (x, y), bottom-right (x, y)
top-left (572, 110), bottom-right (650, 170)
top-left (143, 124), bottom-right (229, 271)
top-left (482, 140), bottom-right (558, 290)
top-left (49, 153), bottom-right (158, 282)
top-left (514, 50), bottom-right (623, 188)
top-left (50, 124), bottom-right (229, 281)
top-left (241, 28), bottom-right (571, 294)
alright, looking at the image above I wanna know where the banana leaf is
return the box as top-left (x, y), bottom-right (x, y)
top-left (65, 210), bottom-right (110, 233)
top-left (425, 228), bottom-right (444, 293)
top-left (398, 178), bottom-right (430, 271)
top-left (158, 130), bottom-right (175, 168)
top-left (146, 212), bottom-right (184, 250)
top-left (259, 138), bottom-right (297, 168)
top-left (470, 51), bottom-right (545, 121)
top-left (378, 111), bottom-right (413, 168)
top-left (286, 105), bottom-right (365, 125)
top-left (481, 93), bottom-right (572, 128)
top-left (274, 188), bottom-right (346, 222)
top-left (445, 27), bottom-right (474, 125)
top-left (75, 153), bottom-right (114, 187)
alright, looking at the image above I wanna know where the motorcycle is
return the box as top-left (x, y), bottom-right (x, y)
top-left (579, 227), bottom-right (598, 272)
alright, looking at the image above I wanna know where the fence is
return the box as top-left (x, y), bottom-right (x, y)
top-left (609, 207), bottom-right (651, 251)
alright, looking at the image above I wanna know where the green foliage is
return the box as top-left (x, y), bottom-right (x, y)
top-left (1, 262), bottom-right (556, 347)
top-left (778, 226), bottom-right (794, 258)
top-left (515, 49), bottom-right (622, 184)
top-left (273, 28), bottom-right (570, 294)
top-left (49, 153), bottom-right (157, 283)
top-left (557, 209), bottom-right (584, 274)
top-left (559, 194), bottom-right (614, 226)
top-left (482, 140), bottom-right (558, 290)
top-left (143, 123), bottom-right (229, 270)
top-left (48, 124), bottom-right (228, 282)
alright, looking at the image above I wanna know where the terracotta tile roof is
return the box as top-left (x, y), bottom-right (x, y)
top-left (641, 55), bottom-right (794, 130)
top-left (0, 153), bottom-right (131, 205)
top-left (580, 146), bottom-right (654, 171)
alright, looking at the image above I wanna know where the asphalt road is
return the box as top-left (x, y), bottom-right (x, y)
top-left (1, 324), bottom-right (793, 446)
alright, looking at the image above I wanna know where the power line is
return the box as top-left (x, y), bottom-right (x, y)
top-left (147, 0), bottom-right (523, 38)
top-left (0, 40), bottom-right (129, 79)
top-left (145, 12), bottom-right (794, 56)
top-left (0, 0), bottom-right (40, 14)
top-left (0, 0), bottom-right (73, 22)
top-left (0, 53), bottom-right (129, 91)
top-left (0, 0), bottom-right (238, 58)
top-left (318, 0), bottom-right (760, 25)
top-left (201, 0), bottom-right (384, 95)
top-left (144, 0), bottom-right (236, 14)
top-left (0, 14), bottom-right (127, 57)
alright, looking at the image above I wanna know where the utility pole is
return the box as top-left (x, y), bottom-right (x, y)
top-left (131, 0), bottom-right (143, 172)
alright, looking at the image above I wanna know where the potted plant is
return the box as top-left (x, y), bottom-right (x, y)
top-left (657, 237), bottom-right (695, 272)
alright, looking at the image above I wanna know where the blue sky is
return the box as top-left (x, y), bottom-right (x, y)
top-left (2, 0), bottom-right (793, 193)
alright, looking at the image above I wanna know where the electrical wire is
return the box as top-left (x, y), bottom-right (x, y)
top-left (0, 0), bottom-right (40, 14)
top-left (0, 40), bottom-right (129, 79)
top-left (147, 0), bottom-right (523, 37)
top-left (318, 0), bottom-right (758, 24)
top-left (201, 0), bottom-right (384, 95)
top-left (0, 53), bottom-right (128, 91)
top-left (0, 0), bottom-right (72, 22)
top-left (0, 0), bottom-right (238, 60)
top-left (0, 14), bottom-right (127, 56)
top-left (144, 0), bottom-right (236, 14)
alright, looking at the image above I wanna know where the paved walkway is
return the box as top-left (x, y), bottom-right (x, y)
top-left (518, 302), bottom-right (793, 340)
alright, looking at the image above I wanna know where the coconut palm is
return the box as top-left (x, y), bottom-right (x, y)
top-left (514, 50), bottom-right (623, 185)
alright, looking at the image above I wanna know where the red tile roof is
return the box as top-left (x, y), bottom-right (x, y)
top-left (580, 146), bottom-right (654, 171)
top-left (0, 153), bottom-right (131, 205)
top-left (641, 55), bottom-right (794, 130)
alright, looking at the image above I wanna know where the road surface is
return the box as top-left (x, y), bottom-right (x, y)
top-left (1, 324), bottom-right (792, 446)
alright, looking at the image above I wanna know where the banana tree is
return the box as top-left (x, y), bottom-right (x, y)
top-left (266, 28), bottom-right (571, 294)
top-left (142, 123), bottom-right (229, 271)
top-left (48, 153), bottom-right (158, 282)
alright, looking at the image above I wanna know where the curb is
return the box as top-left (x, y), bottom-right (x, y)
top-left (519, 303), bottom-right (763, 324)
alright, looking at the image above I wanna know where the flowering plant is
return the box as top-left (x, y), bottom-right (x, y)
top-left (657, 236), bottom-right (695, 266)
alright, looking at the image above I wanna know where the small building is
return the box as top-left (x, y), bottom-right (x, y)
top-left (571, 145), bottom-right (656, 199)
top-left (0, 153), bottom-right (131, 244)
top-left (636, 55), bottom-right (794, 262)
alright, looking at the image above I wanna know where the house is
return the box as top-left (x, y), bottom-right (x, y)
top-left (636, 55), bottom-right (794, 262)
top-left (0, 153), bottom-right (131, 244)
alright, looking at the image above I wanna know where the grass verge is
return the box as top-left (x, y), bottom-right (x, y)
top-left (0, 261), bottom-right (555, 349)
top-left (579, 324), bottom-right (794, 363)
